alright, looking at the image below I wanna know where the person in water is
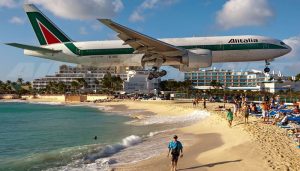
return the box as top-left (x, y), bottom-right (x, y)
top-left (227, 108), bottom-right (234, 127)
top-left (168, 135), bottom-right (183, 171)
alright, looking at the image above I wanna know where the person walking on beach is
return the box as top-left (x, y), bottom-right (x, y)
top-left (233, 101), bottom-right (238, 117)
top-left (261, 102), bottom-right (269, 123)
top-left (193, 99), bottom-right (196, 107)
top-left (227, 109), bottom-right (234, 127)
top-left (242, 104), bottom-right (250, 124)
top-left (168, 135), bottom-right (183, 171)
top-left (203, 98), bottom-right (206, 109)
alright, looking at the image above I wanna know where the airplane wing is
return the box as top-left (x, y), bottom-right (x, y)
top-left (5, 43), bottom-right (62, 53)
top-left (98, 19), bottom-right (185, 57)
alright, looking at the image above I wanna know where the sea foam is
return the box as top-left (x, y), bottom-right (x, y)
top-left (130, 110), bottom-right (210, 125)
top-left (47, 135), bottom-right (143, 171)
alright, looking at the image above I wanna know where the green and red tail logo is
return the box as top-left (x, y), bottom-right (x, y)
top-left (24, 4), bottom-right (72, 45)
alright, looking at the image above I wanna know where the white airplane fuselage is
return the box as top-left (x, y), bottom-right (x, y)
top-left (25, 35), bottom-right (291, 69)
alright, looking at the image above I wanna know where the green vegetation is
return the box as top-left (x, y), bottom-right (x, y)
top-left (160, 80), bottom-right (192, 92)
top-left (210, 80), bottom-right (223, 89)
top-left (0, 79), bottom-right (32, 97)
top-left (100, 73), bottom-right (123, 94)
top-left (296, 73), bottom-right (300, 81)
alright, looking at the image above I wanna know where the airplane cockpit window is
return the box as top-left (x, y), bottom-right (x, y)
top-left (280, 41), bottom-right (286, 45)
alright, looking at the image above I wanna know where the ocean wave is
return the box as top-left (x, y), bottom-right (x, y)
top-left (46, 128), bottom-right (186, 171)
top-left (47, 135), bottom-right (143, 171)
top-left (147, 129), bottom-right (176, 137)
top-left (0, 100), bottom-right (64, 106)
top-left (27, 101), bottom-right (64, 105)
top-left (83, 135), bottom-right (142, 163)
top-left (94, 105), bottom-right (114, 112)
top-left (129, 110), bottom-right (210, 125)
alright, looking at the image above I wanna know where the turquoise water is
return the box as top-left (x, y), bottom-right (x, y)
top-left (0, 102), bottom-right (160, 171)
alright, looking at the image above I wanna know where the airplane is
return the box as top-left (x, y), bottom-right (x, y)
top-left (5, 4), bottom-right (292, 80)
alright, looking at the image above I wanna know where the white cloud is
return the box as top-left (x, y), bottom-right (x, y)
top-left (130, 0), bottom-right (178, 22)
top-left (79, 27), bottom-right (88, 35)
top-left (129, 10), bottom-right (145, 22)
top-left (91, 23), bottom-right (102, 31)
top-left (216, 0), bottom-right (273, 29)
top-left (9, 16), bottom-right (25, 24)
top-left (0, 0), bottom-right (19, 8)
top-left (27, 0), bottom-right (124, 20)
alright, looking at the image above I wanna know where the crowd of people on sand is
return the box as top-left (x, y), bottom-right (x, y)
top-left (224, 95), bottom-right (300, 149)
top-left (192, 94), bottom-right (300, 149)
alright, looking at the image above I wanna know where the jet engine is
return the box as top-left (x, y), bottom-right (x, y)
top-left (181, 49), bottom-right (212, 68)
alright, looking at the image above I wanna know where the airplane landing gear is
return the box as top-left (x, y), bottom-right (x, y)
top-left (147, 58), bottom-right (167, 80)
top-left (264, 67), bottom-right (270, 73)
top-left (148, 67), bottom-right (167, 80)
top-left (264, 60), bottom-right (271, 73)
top-left (148, 69), bottom-right (167, 80)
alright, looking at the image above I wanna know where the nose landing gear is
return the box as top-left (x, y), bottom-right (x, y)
top-left (264, 60), bottom-right (271, 73)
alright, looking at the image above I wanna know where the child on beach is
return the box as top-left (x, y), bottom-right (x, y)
top-left (227, 109), bottom-right (234, 127)
top-left (168, 135), bottom-right (183, 171)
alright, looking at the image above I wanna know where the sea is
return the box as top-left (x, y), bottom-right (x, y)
top-left (0, 101), bottom-right (210, 171)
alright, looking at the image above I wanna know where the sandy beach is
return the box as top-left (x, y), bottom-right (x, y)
top-left (95, 100), bottom-right (300, 171)
top-left (18, 98), bottom-right (300, 170)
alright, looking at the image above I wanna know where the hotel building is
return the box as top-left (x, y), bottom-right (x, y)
top-left (32, 65), bottom-right (159, 93)
top-left (184, 68), bottom-right (287, 91)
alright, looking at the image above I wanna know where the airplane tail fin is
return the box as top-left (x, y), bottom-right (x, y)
top-left (24, 4), bottom-right (72, 45)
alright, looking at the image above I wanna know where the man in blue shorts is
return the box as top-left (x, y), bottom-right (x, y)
top-left (167, 135), bottom-right (183, 171)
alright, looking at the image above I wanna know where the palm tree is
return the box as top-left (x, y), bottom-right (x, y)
top-left (71, 81), bottom-right (80, 94)
top-left (76, 78), bottom-right (88, 92)
top-left (57, 82), bottom-right (66, 94)
top-left (94, 79), bottom-right (100, 93)
top-left (295, 73), bottom-right (300, 82)
top-left (46, 81), bottom-right (55, 94)
top-left (100, 73), bottom-right (123, 94)
top-left (0, 80), bottom-right (4, 94)
top-left (210, 80), bottom-right (223, 89)
top-left (17, 78), bottom-right (23, 85)
top-left (25, 81), bottom-right (31, 86)
top-left (111, 75), bottom-right (123, 91)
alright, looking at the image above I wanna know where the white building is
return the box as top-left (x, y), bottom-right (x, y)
top-left (32, 65), bottom-right (159, 94)
top-left (262, 81), bottom-right (300, 93)
top-left (124, 70), bottom-right (160, 94)
top-left (184, 68), bottom-right (290, 91)
top-left (32, 65), bottom-right (128, 92)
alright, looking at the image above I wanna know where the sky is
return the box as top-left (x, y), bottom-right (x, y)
top-left (0, 0), bottom-right (300, 81)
